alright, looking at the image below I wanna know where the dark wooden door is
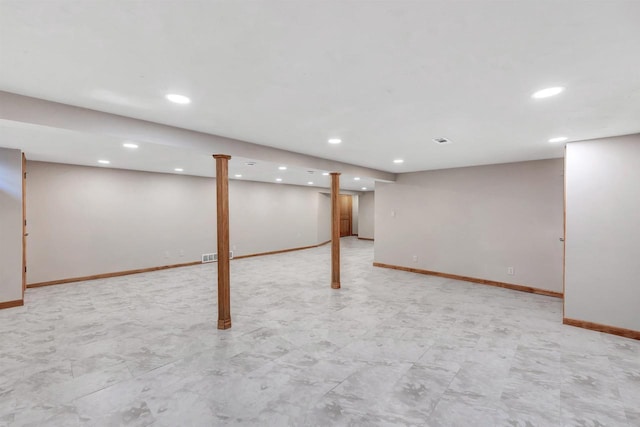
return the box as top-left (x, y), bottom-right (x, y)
top-left (340, 194), bottom-right (352, 237)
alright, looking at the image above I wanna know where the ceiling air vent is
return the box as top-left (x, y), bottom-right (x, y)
top-left (433, 137), bottom-right (452, 145)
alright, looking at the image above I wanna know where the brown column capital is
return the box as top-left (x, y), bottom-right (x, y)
top-left (213, 154), bottom-right (232, 160)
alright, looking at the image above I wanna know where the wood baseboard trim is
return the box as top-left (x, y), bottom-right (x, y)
top-left (28, 241), bottom-right (334, 289)
top-left (358, 237), bottom-right (374, 241)
top-left (27, 261), bottom-right (202, 288)
top-left (234, 240), bottom-right (331, 260)
top-left (563, 317), bottom-right (640, 340)
top-left (0, 299), bottom-right (24, 310)
top-left (372, 262), bottom-right (563, 298)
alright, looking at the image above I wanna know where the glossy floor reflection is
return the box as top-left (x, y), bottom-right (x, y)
top-left (1, 238), bottom-right (638, 426)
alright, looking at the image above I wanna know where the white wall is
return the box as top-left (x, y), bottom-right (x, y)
top-left (229, 179), bottom-right (324, 255)
top-left (0, 147), bottom-right (23, 304)
top-left (358, 192), bottom-right (375, 239)
top-left (565, 134), bottom-right (640, 331)
top-left (26, 161), bottom-right (330, 284)
top-left (375, 159), bottom-right (564, 292)
top-left (352, 195), bottom-right (359, 235)
top-left (317, 193), bottom-right (331, 243)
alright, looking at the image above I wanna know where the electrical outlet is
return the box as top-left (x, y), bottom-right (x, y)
top-left (412, 255), bottom-right (418, 262)
top-left (507, 267), bottom-right (515, 275)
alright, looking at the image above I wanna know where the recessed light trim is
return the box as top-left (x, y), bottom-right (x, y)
top-left (322, 172), bottom-right (329, 176)
top-left (98, 159), bottom-right (110, 165)
top-left (531, 87), bottom-right (565, 99)
top-left (354, 177), bottom-right (360, 181)
top-left (245, 162), bottom-right (256, 166)
top-left (122, 142), bottom-right (138, 149)
top-left (166, 93), bottom-right (191, 104)
top-left (433, 137), bottom-right (452, 145)
top-left (548, 136), bottom-right (568, 143)
top-left (328, 138), bottom-right (342, 144)
top-left (362, 187), bottom-right (367, 190)
top-left (307, 181), bottom-right (314, 185)
top-left (278, 166), bottom-right (287, 170)
top-left (174, 168), bottom-right (184, 172)
top-left (275, 178), bottom-right (283, 182)
top-left (234, 174), bottom-right (242, 178)
top-left (393, 159), bottom-right (404, 164)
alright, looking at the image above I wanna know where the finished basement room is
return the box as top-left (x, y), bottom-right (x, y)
top-left (1, 1), bottom-right (639, 426)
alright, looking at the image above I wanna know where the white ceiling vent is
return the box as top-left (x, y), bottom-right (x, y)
top-left (433, 137), bottom-right (452, 145)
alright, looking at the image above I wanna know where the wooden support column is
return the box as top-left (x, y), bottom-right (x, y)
top-left (330, 172), bottom-right (341, 289)
top-left (213, 154), bottom-right (232, 329)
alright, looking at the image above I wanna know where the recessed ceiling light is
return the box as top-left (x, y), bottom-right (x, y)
top-left (433, 137), bottom-right (452, 145)
top-left (275, 178), bottom-right (283, 182)
top-left (362, 187), bottom-right (367, 190)
top-left (354, 177), bottom-right (360, 181)
top-left (174, 168), bottom-right (184, 172)
top-left (122, 142), bottom-right (138, 149)
top-left (328, 138), bottom-right (342, 144)
top-left (166, 93), bottom-right (191, 104)
top-left (548, 136), bottom-right (568, 143)
top-left (235, 174), bottom-right (242, 178)
top-left (98, 159), bottom-right (110, 165)
top-left (278, 166), bottom-right (287, 170)
top-left (531, 87), bottom-right (565, 99)
top-left (245, 162), bottom-right (256, 166)
top-left (307, 181), bottom-right (314, 185)
top-left (322, 172), bottom-right (329, 176)
top-left (393, 159), bottom-right (404, 164)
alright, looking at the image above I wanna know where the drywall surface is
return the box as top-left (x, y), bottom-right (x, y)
top-left (0, 147), bottom-right (23, 303)
top-left (358, 192), bottom-right (375, 239)
top-left (26, 161), bottom-right (328, 283)
top-left (375, 159), bottom-right (564, 292)
top-left (352, 195), bottom-right (359, 235)
top-left (565, 134), bottom-right (640, 331)
top-left (317, 192), bottom-right (331, 243)
top-left (229, 180), bottom-right (322, 255)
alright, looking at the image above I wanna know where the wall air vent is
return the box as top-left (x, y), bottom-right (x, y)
top-left (433, 137), bottom-right (452, 145)
top-left (203, 252), bottom-right (233, 262)
top-left (202, 253), bottom-right (216, 263)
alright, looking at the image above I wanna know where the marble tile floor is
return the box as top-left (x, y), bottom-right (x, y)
top-left (1, 237), bottom-right (639, 426)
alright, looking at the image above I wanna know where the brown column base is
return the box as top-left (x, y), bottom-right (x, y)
top-left (218, 319), bottom-right (232, 330)
top-left (331, 282), bottom-right (341, 289)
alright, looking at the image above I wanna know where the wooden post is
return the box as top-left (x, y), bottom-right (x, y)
top-left (331, 172), bottom-right (341, 289)
top-left (213, 154), bottom-right (232, 329)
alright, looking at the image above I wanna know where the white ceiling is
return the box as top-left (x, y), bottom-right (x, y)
top-left (1, 0), bottom-right (640, 176)
top-left (0, 121), bottom-right (376, 191)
